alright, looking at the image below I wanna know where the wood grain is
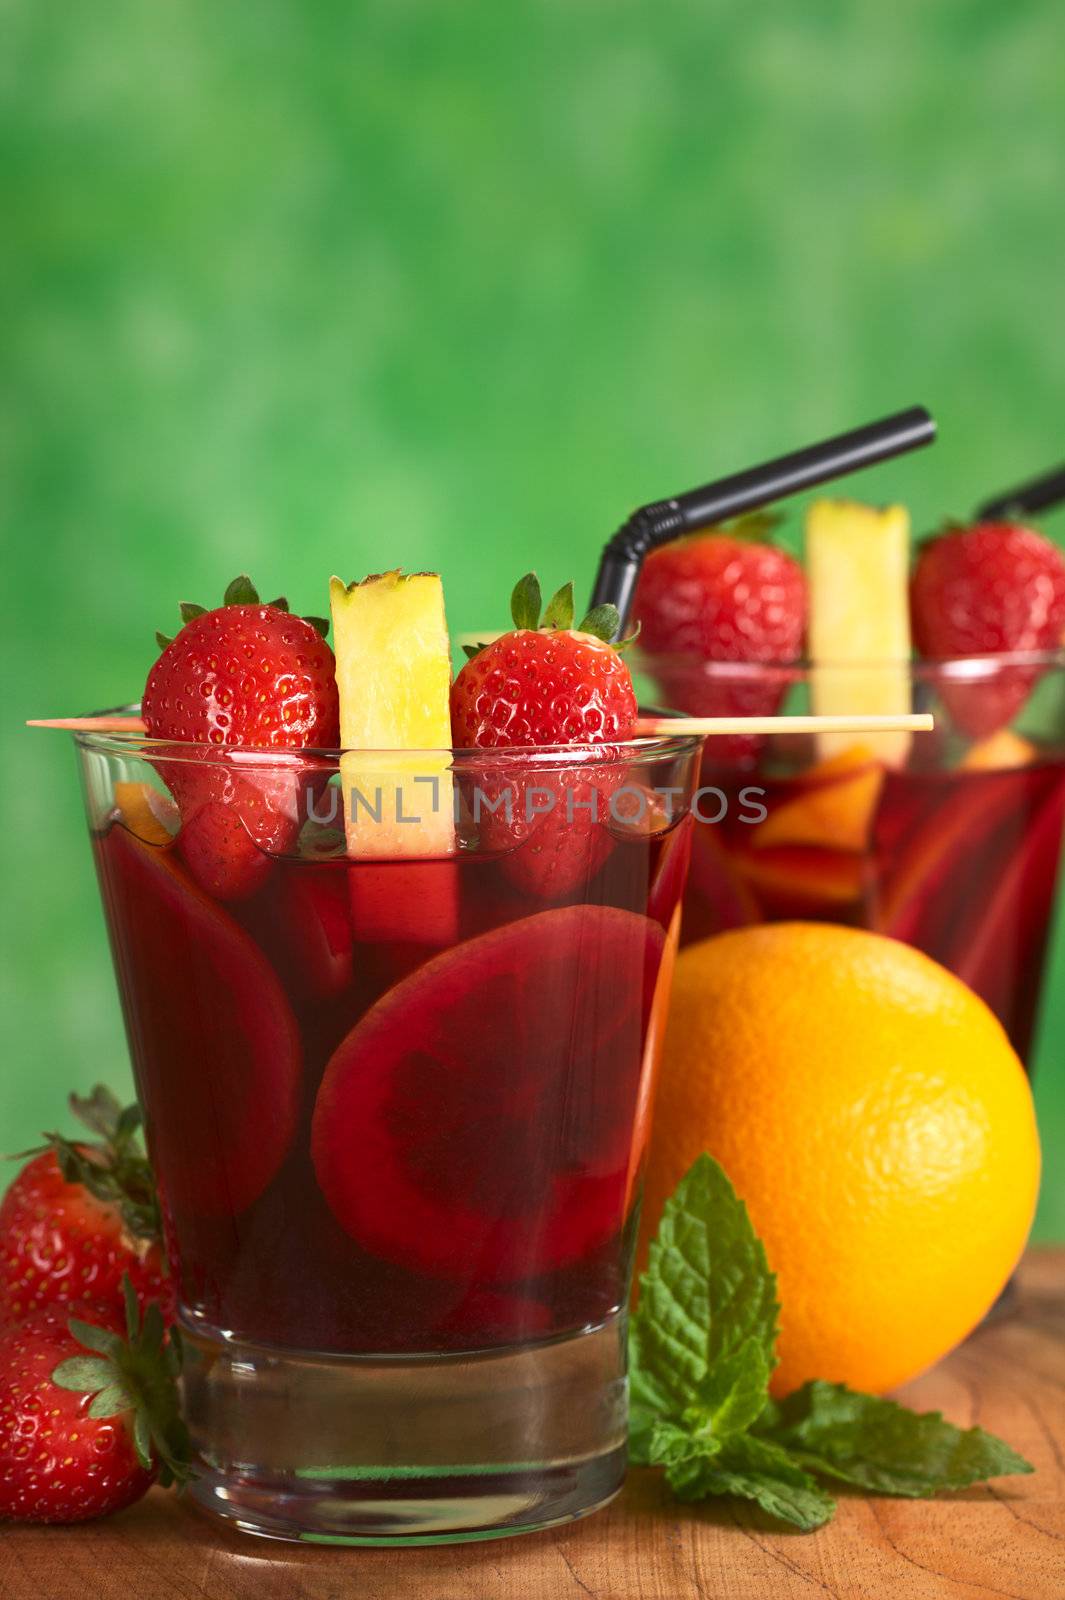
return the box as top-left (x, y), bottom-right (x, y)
top-left (3, 1249), bottom-right (1063, 1600)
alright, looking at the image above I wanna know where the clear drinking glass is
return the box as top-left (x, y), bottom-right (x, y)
top-left (73, 713), bottom-right (702, 1544)
top-left (632, 650), bottom-right (1065, 1071)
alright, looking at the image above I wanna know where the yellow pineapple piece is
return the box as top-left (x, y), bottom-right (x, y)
top-left (329, 571), bottom-right (454, 857)
top-left (806, 499), bottom-right (913, 764)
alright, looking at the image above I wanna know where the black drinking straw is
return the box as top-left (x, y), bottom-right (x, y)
top-left (976, 462), bottom-right (1065, 522)
top-left (589, 405), bottom-right (936, 629)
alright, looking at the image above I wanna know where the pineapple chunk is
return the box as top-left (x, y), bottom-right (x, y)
top-left (329, 571), bottom-right (454, 857)
top-left (806, 499), bottom-right (913, 764)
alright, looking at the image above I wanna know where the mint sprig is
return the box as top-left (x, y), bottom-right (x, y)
top-left (629, 1155), bottom-right (1033, 1531)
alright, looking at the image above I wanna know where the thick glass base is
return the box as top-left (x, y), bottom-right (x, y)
top-left (181, 1313), bottom-right (628, 1544)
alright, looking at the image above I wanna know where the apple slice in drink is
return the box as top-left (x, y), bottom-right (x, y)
top-left (330, 570), bottom-right (459, 947)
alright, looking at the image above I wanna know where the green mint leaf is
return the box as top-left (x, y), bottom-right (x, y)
top-left (758, 1380), bottom-right (1034, 1496)
top-left (51, 1356), bottom-right (115, 1392)
top-left (510, 572), bottom-right (542, 631)
top-left (303, 614), bottom-right (330, 638)
top-left (223, 574), bottom-right (259, 606)
top-left (688, 1337), bottom-right (772, 1442)
top-left (634, 1338), bottom-right (770, 1469)
top-left (577, 602), bottom-right (620, 644)
top-left (178, 602), bottom-right (207, 625)
top-left (542, 581), bottom-right (575, 631)
top-left (650, 1417), bottom-right (720, 1472)
top-left (629, 1154), bottom-right (779, 1418)
top-left (664, 1433), bottom-right (836, 1531)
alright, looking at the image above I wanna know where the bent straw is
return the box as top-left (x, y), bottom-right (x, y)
top-left (634, 712), bottom-right (933, 739)
top-left (29, 712), bottom-right (933, 740)
top-left (589, 406), bottom-right (936, 630)
top-left (976, 461), bottom-right (1065, 522)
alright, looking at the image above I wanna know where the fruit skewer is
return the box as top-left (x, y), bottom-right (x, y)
top-left (28, 712), bottom-right (933, 739)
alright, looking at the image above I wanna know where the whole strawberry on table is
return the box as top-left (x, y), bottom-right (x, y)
top-left (0, 1087), bottom-right (187, 1523)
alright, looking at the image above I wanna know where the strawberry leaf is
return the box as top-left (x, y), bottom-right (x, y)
top-left (52, 1356), bottom-right (116, 1392)
top-left (613, 619), bottom-right (642, 653)
top-left (264, 596), bottom-right (290, 612)
top-left (55, 1279), bottom-right (194, 1490)
top-left (510, 573), bottom-right (542, 631)
top-left (156, 631), bottom-right (173, 651)
top-left (179, 602), bottom-right (207, 625)
top-left (462, 641), bottom-right (489, 661)
top-left (45, 1085), bottom-right (163, 1244)
top-left (304, 615), bottom-right (330, 639)
top-left (577, 603), bottom-right (621, 644)
top-left (223, 575), bottom-right (259, 606)
top-left (88, 1382), bottom-right (135, 1420)
top-left (68, 1318), bottom-right (124, 1358)
top-left (543, 582), bottom-right (576, 631)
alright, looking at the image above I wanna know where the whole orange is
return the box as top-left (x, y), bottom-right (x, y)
top-left (641, 923), bottom-right (1040, 1396)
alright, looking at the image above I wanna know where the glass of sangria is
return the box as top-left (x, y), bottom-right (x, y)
top-left (74, 716), bottom-right (702, 1544)
top-left (631, 650), bottom-right (1065, 1069)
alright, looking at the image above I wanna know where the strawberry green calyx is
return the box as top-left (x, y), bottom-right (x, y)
top-left (463, 573), bottom-right (640, 661)
top-left (155, 576), bottom-right (330, 653)
top-left (52, 1277), bottom-right (193, 1488)
top-left (13, 1086), bottom-right (162, 1246)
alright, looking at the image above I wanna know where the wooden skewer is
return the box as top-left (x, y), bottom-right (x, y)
top-left (634, 713), bottom-right (934, 737)
top-left (26, 716), bottom-right (148, 732)
top-left (27, 712), bottom-right (935, 739)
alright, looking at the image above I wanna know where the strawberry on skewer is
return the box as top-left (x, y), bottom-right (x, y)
top-left (450, 574), bottom-right (639, 899)
top-left (633, 519), bottom-right (807, 762)
top-left (911, 521), bottom-right (1065, 737)
top-left (141, 576), bottom-right (339, 900)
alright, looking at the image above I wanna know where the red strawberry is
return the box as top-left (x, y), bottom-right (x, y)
top-left (450, 575), bottom-right (638, 898)
top-left (634, 522), bottom-right (806, 759)
top-left (0, 1088), bottom-right (172, 1333)
top-left (142, 577), bottom-right (339, 901)
top-left (912, 522), bottom-right (1065, 736)
top-left (0, 1284), bottom-right (190, 1524)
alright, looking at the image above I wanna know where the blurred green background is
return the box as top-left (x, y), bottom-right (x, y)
top-left (3, 1), bottom-right (1064, 1234)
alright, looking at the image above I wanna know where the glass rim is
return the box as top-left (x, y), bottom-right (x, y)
top-left (71, 704), bottom-right (704, 767)
top-left (631, 646), bottom-right (1065, 680)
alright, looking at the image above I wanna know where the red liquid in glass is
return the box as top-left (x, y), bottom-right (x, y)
top-left (683, 752), bottom-right (1065, 1063)
top-left (92, 817), bottom-right (684, 1357)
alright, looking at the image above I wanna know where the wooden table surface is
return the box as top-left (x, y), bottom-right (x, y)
top-left (3, 1248), bottom-right (1063, 1600)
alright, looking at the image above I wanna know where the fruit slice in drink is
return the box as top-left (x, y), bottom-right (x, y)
top-left (311, 904), bottom-right (663, 1283)
top-left (752, 747), bottom-right (883, 852)
top-left (97, 826), bottom-right (301, 1217)
top-left (330, 570), bottom-right (454, 859)
top-left (806, 499), bottom-right (912, 764)
top-left (331, 570), bottom-right (459, 948)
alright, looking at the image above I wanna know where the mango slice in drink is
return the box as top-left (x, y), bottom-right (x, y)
top-left (805, 500), bottom-right (912, 764)
top-left (329, 571), bottom-right (454, 858)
